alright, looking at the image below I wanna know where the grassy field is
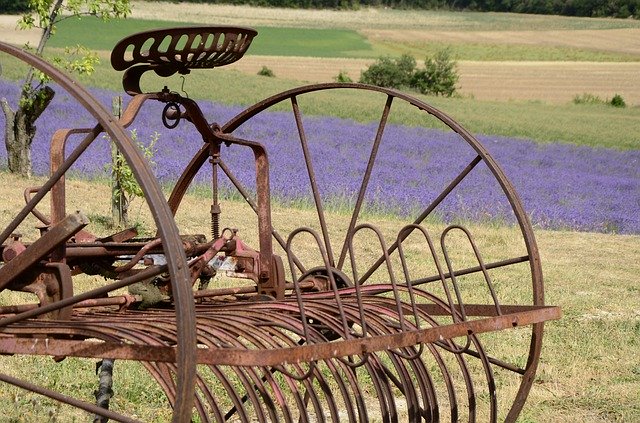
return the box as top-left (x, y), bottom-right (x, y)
top-left (0, 172), bottom-right (637, 421)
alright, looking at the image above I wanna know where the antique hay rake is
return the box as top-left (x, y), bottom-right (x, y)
top-left (0, 26), bottom-right (560, 422)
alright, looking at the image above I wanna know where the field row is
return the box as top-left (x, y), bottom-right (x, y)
top-left (228, 56), bottom-right (640, 104)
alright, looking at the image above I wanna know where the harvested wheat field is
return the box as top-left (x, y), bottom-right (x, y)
top-left (226, 56), bottom-right (640, 104)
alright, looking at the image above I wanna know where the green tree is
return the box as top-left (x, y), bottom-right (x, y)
top-left (0, 0), bottom-right (130, 177)
top-left (411, 49), bottom-right (458, 97)
top-left (359, 54), bottom-right (416, 90)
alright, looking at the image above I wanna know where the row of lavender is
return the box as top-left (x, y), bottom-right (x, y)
top-left (1, 79), bottom-right (638, 234)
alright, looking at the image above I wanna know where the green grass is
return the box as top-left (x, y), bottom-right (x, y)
top-left (49, 17), bottom-right (374, 58)
top-left (2, 51), bottom-right (638, 150)
top-left (47, 16), bottom-right (640, 62)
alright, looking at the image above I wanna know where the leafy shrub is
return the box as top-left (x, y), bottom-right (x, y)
top-left (411, 49), bottom-right (458, 97)
top-left (257, 66), bottom-right (275, 77)
top-left (359, 54), bottom-right (416, 90)
top-left (334, 70), bottom-right (353, 83)
top-left (360, 51), bottom-right (458, 97)
top-left (573, 93), bottom-right (606, 105)
top-left (610, 94), bottom-right (626, 108)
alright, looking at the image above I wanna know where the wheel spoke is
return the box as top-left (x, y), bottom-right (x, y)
top-left (337, 95), bottom-right (394, 270)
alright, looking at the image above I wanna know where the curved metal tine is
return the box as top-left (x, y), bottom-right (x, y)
top-left (442, 225), bottom-right (503, 316)
top-left (0, 264), bottom-right (167, 327)
top-left (397, 224), bottom-right (459, 327)
top-left (291, 95), bottom-right (335, 267)
top-left (217, 159), bottom-right (306, 275)
top-left (346, 223), bottom-right (420, 362)
top-left (355, 155), bottom-right (483, 286)
top-left (352, 223), bottom-right (424, 361)
top-left (0, 124), bottom-right (103, 246)
top-left (337, 94), bottom-right (394, 270)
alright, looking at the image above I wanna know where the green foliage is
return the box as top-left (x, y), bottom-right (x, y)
top-left (610, 94), bottom-right (626, 108)
top-left (18, 0), bottom-right (131, 30)
top-left (334, 70), bottom-right (353, 83)
top-left (359, 54), bottom-right (416, 90)
top-left (257, 65), bottom-right (275, 77)
top-left (573, 93), bottom-right (606, 105)
top-left (573, 93), bottom-right (628, 108)
top-left (411, 49), bottom-right (458, 97)
top-left (52, 45), bottom-right (99, 75)
top-left (360, 51), bottom-right (458, 97)
top-left (110, 129), bottom-right (159, 205)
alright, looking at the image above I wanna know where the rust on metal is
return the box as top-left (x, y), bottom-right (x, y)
top-left (0, 26), bottom-right (560, 422)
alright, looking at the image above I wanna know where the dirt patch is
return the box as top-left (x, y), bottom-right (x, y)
top-left (0, 15), bottom-right (40, 46)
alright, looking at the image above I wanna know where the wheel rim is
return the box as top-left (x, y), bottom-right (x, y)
top-left (0, 42), bottom-right (196, 422)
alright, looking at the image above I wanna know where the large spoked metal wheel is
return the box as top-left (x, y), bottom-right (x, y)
top-left (0, 43), bottom-right (196, 422)
top-left (167, 83), bottom-right (546, 421)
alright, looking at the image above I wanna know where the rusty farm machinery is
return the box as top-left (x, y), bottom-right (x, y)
top-left (0, 26), bottom-right (560, 422)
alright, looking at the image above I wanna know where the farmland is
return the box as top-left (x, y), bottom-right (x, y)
top-left (0, 2), bottom-right (638, 422)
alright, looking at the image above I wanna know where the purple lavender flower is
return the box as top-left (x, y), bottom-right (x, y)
top-left (0, 79), bottom-right (638, 234)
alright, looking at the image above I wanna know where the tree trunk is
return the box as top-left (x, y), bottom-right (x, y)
top-left (1, 86), bottom-right (55, 178)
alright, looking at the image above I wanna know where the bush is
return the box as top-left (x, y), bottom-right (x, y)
top-left (360, 50), bottom-right (458, 97)
top-left (610, 94), bottom-right (626, 108)
top-left (411, 49), bottom-right (458, 97)
top-left (334, 70), bottom-right (353, 83)
top-left (573, 93), bottom-right (606, 105)
top-left (359, 54), bottom-right (416, 90)
top-left (257, 66), bottom-right (275, 77)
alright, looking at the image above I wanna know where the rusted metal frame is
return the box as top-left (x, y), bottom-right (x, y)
top-left (43, 261), bottom-right (74, 320)
top-left (0, 372), bottom-right (142, 423)
top-left (318, 302), bottom-right (428, 418)
top-left (410, 254), bottom-right (530, 288)
top-left (0, 212), bottom-right (88, 292)
top-left (210, 141), bottom-right (222, 239)
top-left (211, 130), bottom-right (277, 298)
top-left (120, 320), bottom-right (235, 422)
top-left (0, 304), bottom-right (557, 365)
top-left (217, 158), bottom-right (306, 274)
top-left (0, 125), bottom-right (102, 248)
top-left (0, 264), bottom-right (166, 328)
top-left (336, 94), bottom-right (393, 270)
top-left (290, 95), bottom-right (336, 267)
top-left (0, 294), bottom-right (139, 316)
top-left (356, 155), bottom-right (483, 288)
top-left (344, 303), bottom-right (464, 421)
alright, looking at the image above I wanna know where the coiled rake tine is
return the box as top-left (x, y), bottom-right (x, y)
top-left (349, 223), bottom-right (425, 361)
top-left (441, 225), bottom-right (503, 317)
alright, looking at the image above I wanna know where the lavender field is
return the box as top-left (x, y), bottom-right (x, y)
top-left (1, 79), bottom-right (638, 235)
